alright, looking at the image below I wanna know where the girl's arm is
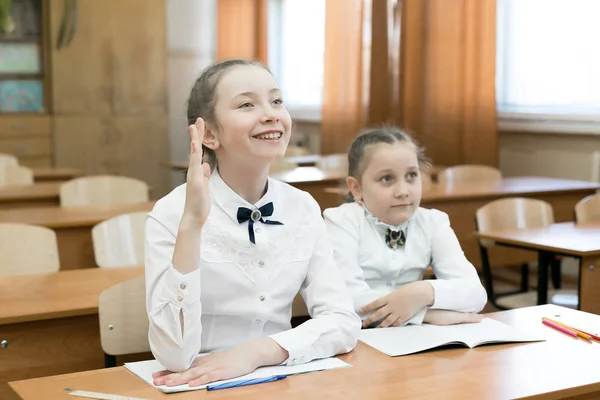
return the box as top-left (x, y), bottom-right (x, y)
top-left (268, 197), bottom-right (361, 364)
top-left (145, 214), bottom-right (204, 373)
top-left (427, 210), bottom-right (488, 313)
top-left (323, 206), bottom-right (385, 313)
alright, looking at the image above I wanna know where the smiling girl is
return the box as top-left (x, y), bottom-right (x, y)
top-left (145, 59), bottom-right (360, 387)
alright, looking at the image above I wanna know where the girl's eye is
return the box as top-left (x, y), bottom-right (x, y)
top-left (407, 171), bottom-right (418, 179)
top-left (239, 102), bottom-right (252, 108)
top-left (272, 98), bottom-right (284, 105)
top-left (381, 175), bottom-right (393, 183)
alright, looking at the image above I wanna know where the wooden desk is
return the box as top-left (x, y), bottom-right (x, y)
top-left (10, 304), bottom-right (600, 399)
top-left (271, 167), bottom-right (347, 208)
top-left (0, 266), bottom-right (144, 400)
top-left (325, 177), bottom-right (600, 270)
top-left (31, 168), bottom-right (81, 183)
top-left (0, 202), bottom-right (155, 270)
top-left (0, 182), bottom-right (61, 209)
top-left (476, 222), bottom-right (600, 314)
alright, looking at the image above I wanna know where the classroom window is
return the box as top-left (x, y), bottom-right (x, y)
top-left (268, 0), bottom-right (326, 121)
top-left (496, 0), bottom-right (600, 133)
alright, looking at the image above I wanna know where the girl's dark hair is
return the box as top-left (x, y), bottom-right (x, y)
top-left (344, 126), bottom-right (431, 202)
top-left (187, 59), bottom-right (271, 170)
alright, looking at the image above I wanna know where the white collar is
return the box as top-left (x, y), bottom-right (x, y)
top-left (362, 203), bottom-right (410, 233)
top-left (208, 168), bottom-right (278, 223)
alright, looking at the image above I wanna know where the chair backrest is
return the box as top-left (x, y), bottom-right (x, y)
top-left (60, 175), bottom-right (149, 207)
top-left (92, 212), bottom-right (147, 268)
top-left (475, 197), bottom-right (554, 248)
top-left (98, 276), bottom-right (150, 357)
top-left (437, 165), bottom-right (502, 184)
top-left (0, 165), bottom-right (33, 186)
top-left (0, 153), bottom-right (18, 168)
top-left (0, 223), bottom-right (60, 277)
top-left (575, 193), bottom-right (600, 223)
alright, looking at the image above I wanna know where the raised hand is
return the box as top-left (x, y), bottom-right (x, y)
top-left (182, 118), bottom-right (212, 228)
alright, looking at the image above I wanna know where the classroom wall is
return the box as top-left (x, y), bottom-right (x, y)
top-left (166, 0), bottom-right (216, 187)
top-left (499, 131), bottom-right (600, 182)
top-left (294, 121), bottom-right (600, 182)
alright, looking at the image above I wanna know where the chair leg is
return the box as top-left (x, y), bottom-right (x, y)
top-left (520, 263), bottom-right (530, 292)
top-left (478, 245), bottom-right (498, 306)
top-left (105, 353), bottom-right (117, 368)
top-left (551, 257), bottom-right (562, 289)
top-left (537, 252), bottom-right (550, 305)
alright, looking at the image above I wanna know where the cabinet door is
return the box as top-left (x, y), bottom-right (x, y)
top-left (54, 115), bottom-right (170, 197)
top-left (110, 0), bottom-right (168, 116)
top-left (49, 0), bottom-right (112, 114)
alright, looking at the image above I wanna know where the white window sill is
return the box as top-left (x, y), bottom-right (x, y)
top-left (498, 108), bottom-right (600, 135)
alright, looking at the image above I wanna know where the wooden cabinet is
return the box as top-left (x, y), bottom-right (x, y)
top-left (49, 0), bottom-right (170, 196)
top-left (0, 0), bottom-right (169, 196)
top-left (49, 0), bottom-right (168, 117)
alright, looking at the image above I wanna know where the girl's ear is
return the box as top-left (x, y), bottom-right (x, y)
top-left (202, 126), bottom-right (220, 150)
top-left (346, 176), bottom-right (363, 204)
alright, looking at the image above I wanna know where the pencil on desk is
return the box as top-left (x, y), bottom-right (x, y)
top-left (542, 318), bottom-right (578, 337)
top-left (543, 318), bottom-right (596, 341)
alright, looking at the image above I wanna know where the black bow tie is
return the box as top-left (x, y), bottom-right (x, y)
top-left (237, 202), bottom-right (283, 244)
top-left (385, 228), bottom-right (406, 249)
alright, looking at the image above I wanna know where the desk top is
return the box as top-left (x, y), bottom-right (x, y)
top-left (0, 266), bottom-right (143, 325)
top-left (30, 168), bottom-right (81, 182)
top-left (10, 305), bottom-right (600, 399)
top-left (271, 166), bottom-right (346, 184)
top-left (475, 222), bottom-right (600, 257)
top-left (0, 202), bottom-right (155, 229)
top-left (326, 176), bottom-right (600, 202)
top-left (0, 182), bottom-right (61, 203)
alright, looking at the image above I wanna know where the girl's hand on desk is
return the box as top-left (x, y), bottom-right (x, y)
top-left (360, 281), bottom-right (434, 328)
top-left (182, 118), bottom-right (211, 228)
top-left (423, 309), bottom-right (483, 326)
top-left (152, 338), bottom-right (288, 387)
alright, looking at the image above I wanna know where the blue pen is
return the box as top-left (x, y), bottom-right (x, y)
top-left (207, 375), bottom-right (287, 391)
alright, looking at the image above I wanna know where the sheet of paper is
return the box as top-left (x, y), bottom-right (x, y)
top-left (125, 356), bottom-right (351, 393)
top-left (359, 318), bottom-right (545, 357)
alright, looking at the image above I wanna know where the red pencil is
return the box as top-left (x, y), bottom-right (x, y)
top-left (542, 318), bottom-right (578, 337)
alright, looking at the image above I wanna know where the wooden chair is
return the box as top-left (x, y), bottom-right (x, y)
top-left (0, 153), bottom-right (18, 168)
top-left (0, 223), bottom-right (60, 277)
top-left (98, 276), bottom-right (149, 367)
top-left (575, 193), bottom-right (600, 223)
top-left (437, 165), bottom-right (502, 184)
top-left (92, 212), bottom-right (147, 268)
top-left (60, 175), bottom-right (149, 207)
top-left (475, 197), bottom-right (561, 309)
top-left (0, 165), bottom-right (33, 186)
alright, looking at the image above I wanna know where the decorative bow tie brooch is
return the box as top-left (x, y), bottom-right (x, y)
top-left (385, 229), bottom-right (406, 249)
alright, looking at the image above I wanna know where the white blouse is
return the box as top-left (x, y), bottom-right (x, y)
top-left (323, 202), bottom-right (487, 325)
top-left (145, 170), bottom-right (360, 372)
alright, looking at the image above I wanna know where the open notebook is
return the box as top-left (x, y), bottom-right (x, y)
top-left (125, 357), bottom-right (351, 393)
top-left (359, 317), bottom-right (546, 357)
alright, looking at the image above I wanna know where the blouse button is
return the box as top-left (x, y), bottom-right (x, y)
top-left (177, 295), bottom-right (184, 301)
top-left (258, 260), bottom-right (265, 267)
top-left (259, 295), bottom-right (266, 302)
top-left (256, 228), bottom-right (262, 233)
top-left (180, 283), bottom-right (186, 290)
top-left (255, 319), bottom-right (262, 325)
